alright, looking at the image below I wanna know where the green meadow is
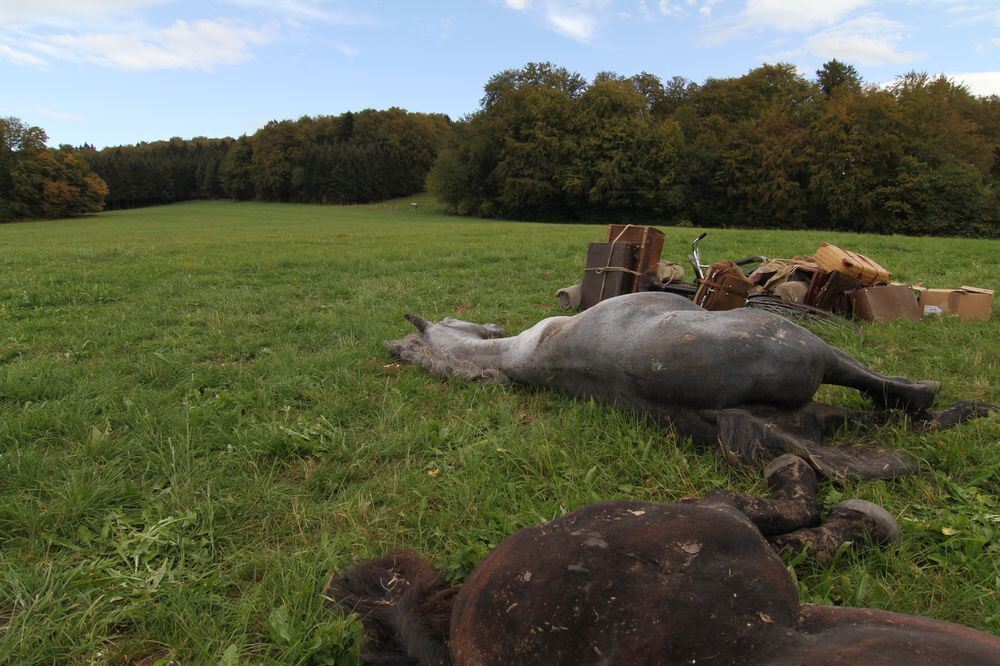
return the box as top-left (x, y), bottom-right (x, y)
top-left (0, 198), bottom-right (997, 663)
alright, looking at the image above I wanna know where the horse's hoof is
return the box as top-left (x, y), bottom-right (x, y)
top-left (914, 380), bottom-right (942, 409)
top-left (870, 380), bottom-right (942, 411)
top-left (404, 313), bottom-right (431, 332)
top-left (830, 499), bottom-right (900, 544)
top-left (764, 454), bottom-right (808, 482)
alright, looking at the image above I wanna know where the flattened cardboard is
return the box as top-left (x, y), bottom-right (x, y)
top-left (850, 284), bottom-right (922, 323)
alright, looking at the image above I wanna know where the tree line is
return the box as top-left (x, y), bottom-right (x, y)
top-left (4, 62), bottom-right (998, 236)
top-left (83, 108), bottom-right (453, 210)
top-left (2, 108), bottom-right (452, 222)
top-left (1, 117), bottom-right (109, 223)
top-left (429, 61), bottom-right (1000, 237)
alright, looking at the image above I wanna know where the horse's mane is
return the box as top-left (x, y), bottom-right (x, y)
top-left (386, 334), bottom-right (511, 385)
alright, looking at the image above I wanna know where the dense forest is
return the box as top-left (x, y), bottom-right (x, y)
top-left (430, 61), bottom-right (1000, 237)
top-left (3, 61), bottom-right (998, 236)
top-left (0, 117), bottom-right (109, 223)
top-left (83, 108), bottom-right (453, 210)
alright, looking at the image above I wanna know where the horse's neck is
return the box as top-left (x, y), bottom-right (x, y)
top-left (430, 332), bottom-right (520, 368)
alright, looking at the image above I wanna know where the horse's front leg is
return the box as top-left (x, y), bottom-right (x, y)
top-left (701, 454), bottom-right (820, 536)
top-left (701, 453), bottom-right (901, 561)
top-left (768, 500), bottom-right (900, 562)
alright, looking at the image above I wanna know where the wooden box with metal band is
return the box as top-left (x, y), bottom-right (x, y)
top-left (694, 261), bottom-right (755, 311)
top-left (606, 224), bottom-right (664, 276)
top-left (580, 225), bottom-right (664, 310)
top-left (580, 242), bottom-right (641, 309)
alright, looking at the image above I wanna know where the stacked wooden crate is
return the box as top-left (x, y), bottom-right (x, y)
top-left (580, 225), bottom-right (665, 310)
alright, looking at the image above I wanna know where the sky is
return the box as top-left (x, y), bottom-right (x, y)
top-left (1, 0), bottom-right (998, 148)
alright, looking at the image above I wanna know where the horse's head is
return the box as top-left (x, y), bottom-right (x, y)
top-left (387, 313), bottom-right (511, 385)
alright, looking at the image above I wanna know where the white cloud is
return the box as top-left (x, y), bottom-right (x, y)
top-left (223, 0), bottom-right (377, 26)
top-left (658, 0), bottom-right (718, 17)
top-left (0, 0), bottom-right (167, 25)
top-left (635, 0), bottom-right (654, 21)
top-left (0, 41), bottom-right (46, 65)
top-left (801, 15), bottom-right (922, 65)
top-left (331, 41), bottom-right (359, 57)
top-left (545, 6), bottom-right (598, 41)
top-left (0, 0), bottom-right (372, 70)
top-left (741, 0), bottom-right (870, 31)
top-left (705, 0), bottom-right (870, 44)
top-left (500, 0), bottom-right (604, 42)
top-left (26, 19), bottom-right (275, 71)
top-left (950, 71), bottom-right (1000, 96)
top-left (659, 0), bottom-right (685, 16)
top-left (699, 0), bottom-right (721, 15)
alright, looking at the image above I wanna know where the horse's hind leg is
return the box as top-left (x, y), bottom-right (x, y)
top-left (822, 347), bottom-right (940, 411)
top-left (769, 500), bottom-right (901, 562)
top-left (703, 455), bottom-right (820, 536)
top-left (812, 400), bottom-right (995, 433)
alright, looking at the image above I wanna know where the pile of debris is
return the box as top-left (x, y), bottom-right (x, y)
top-left (557, 225), bottom-right (994, 322)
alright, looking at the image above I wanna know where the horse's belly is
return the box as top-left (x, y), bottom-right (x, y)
top-left (524, 331), bottom-right (825, 410)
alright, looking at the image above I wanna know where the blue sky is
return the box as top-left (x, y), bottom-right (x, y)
top-left (2, 1), bottom-right (998, 148)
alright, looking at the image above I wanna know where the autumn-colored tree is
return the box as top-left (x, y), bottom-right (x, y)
top-left (1, 118), bottom-right (107, 222)
top-left (430, 62), bottom-right (997, 236)
top-left (807, 90), bottom-right (904, 231)
top-left (718, 105), bottom-right (811, 228)
top-left (891, 73), bottom-right (992, 173)
top-left (565, 77), bottom-right (683, 218)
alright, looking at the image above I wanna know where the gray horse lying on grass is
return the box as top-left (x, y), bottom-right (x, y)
top-left (389, 292), bottom-right (991, 481)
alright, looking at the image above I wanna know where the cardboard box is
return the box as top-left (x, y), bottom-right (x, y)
top-left (916, 286), bottom-right (994, 321)
top-left (850, 284), bottom-right (922, 323)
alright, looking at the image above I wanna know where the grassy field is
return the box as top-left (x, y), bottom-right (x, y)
top-left (0, 198), bottom-right (997, 663)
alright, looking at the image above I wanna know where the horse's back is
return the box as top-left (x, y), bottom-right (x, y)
top-left (450, 500), bottom-right (799, 665)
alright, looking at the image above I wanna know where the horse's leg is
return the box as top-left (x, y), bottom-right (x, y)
top-left (779, 605), bottom-right (1000, 665)
top-left (807, 400), bottom-right (995, 437)
top-left (702, 454), bottom-right (820, 536)
top-left (768, 499), bottom-right (900, 562)
top-left (926, 400), bottom-right (996, 429)
top-left (822, 346), bottom-right (940, 411)
top-left (438, 317), bottom-right (507, 339)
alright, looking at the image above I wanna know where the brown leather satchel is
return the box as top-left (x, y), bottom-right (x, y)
top-left (806, 270), bottom-right (865, 316)
top-left (694, 261), bottom-right (754, 311)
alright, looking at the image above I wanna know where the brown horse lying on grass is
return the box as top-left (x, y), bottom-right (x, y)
top-left (389, 292), bottom-right (992, 481)
top-left (329, 455), bottom-right (1000, 665)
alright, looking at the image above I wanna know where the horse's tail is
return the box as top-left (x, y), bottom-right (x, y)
top-left (326, 549), bottom-right (456, 665)
top-left (715, 409), bottom-right (803, 468)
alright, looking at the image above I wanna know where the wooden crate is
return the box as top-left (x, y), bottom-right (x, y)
top-left (607, 225), bottom-right (665, 286)
top-left (580, 242), bottom-right (640, 309)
